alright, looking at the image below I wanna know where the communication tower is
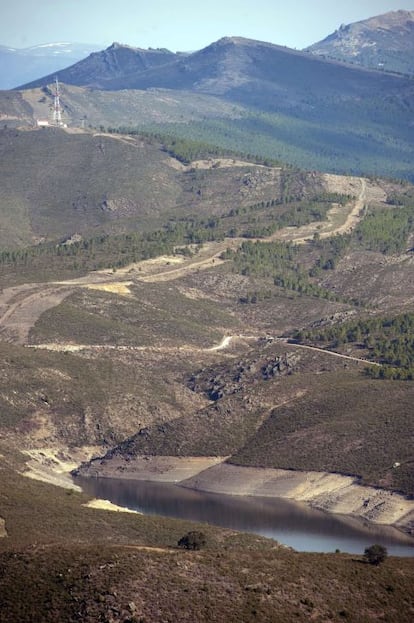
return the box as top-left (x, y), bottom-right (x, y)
top-left (52, 76), bottom-right (64, 126)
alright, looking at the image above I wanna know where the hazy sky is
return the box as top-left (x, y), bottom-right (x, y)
top-left (3, 1), bottom-right (414, 50)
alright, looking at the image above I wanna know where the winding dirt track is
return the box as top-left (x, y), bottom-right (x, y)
top-left (0, 177), bottom-right (378, 346)
top-left (28, 334), bottom-right (380, 369)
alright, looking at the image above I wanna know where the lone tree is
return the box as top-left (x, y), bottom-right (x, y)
top-left (364, 544), bottom-right (388, 566)
top-left (178, 531), bottom-right (207, 551)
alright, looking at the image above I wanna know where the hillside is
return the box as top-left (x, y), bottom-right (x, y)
top-left (1, 140), bottom-right (414, 620)
top-left (0, 127), bottom-right (183, 247)
top-left (11, 36), bottom-right (414, 180)
top-left (1, 154), bottom-right (412, 499)
top-left (2, 22), bottom-right (414, 620)
top-left (306, 10), bottom-right (414, 76)
top-left (18, 42), bottom-right (181, 90)
top-left (19, 36), bottom-right (414, 115)
top-left (20, 36), bottom-right (413, 100)
top-left (0, 127), bottom-right (291, 249)
top-left (0, 42), bottom-right (101, 89)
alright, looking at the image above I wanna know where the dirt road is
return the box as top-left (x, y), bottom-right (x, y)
top-left (0, 175), bottom-right (382, 344)
top-left (273, 177), bottom-right (368, 244)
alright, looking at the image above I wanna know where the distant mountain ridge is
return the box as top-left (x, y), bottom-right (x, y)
top-left (19, 35), bottom-right (413, 112)
top-left (18, 43), bottom-right (183, 89)
top-left (7, 21), bottom-right (414, 181)
top-left (0, 42), bottom-right (102, 89)
top-left (305, 10), bottom-right (414, 76)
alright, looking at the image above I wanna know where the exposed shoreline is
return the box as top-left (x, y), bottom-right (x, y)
top-left (76, 455), bottom-right (414, 537)
top-left (20, 448), bottom-right (414, 538)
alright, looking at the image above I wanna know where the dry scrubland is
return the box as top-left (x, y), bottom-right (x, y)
top-left (1, 449), bottom-right (414, 623)
top-left (0, 130), bottom-right (414, 621)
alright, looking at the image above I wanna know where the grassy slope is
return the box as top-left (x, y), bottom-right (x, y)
top-left (0, 127), bottom-right (307, 253)
top-left (101, 348), bottom-right (414, 496)
top-left (29, 283), bottom-right (237, 348)
top-left (1, 543), bottom-right (413, 623)
top-left (0, 127), bottom-right (183, 247)
top-left (19, 83), bottom-right (244, 127)
top-left (1, 93), bottom-right (414, 622)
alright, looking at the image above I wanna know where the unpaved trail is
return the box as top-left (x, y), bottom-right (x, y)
top-left (137, 177), bottom-right (379, 282)
top-left (280, 339), bottom-right (382, 367)
top-left (26, 334), bottom-right (253, 354)
top-left (0, 175), bottom-right (382, 345)
top-left (137, 241), bottom-right (234, 283)
top-left (0, 284), bottom-right (74, 344)
top-left (28, 334), bottom-right (381, 370)
top-left (273, 177), bottom-right (369, 244)
top-left (0, 277), bottom-right (133, 345)
top-left (168, 157), bottom-right (282, 172)
top-left (207, 335), bottom-right (234, 351)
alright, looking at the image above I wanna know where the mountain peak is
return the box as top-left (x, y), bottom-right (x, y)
top-left (306, 10), bottom-right (414, 75)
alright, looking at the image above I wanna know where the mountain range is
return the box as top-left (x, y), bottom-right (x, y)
top-left (8, 27), bottom-right (414, 182)
top-left (4, 10), bottom-right (413, 93)
top-left (306, 10), bottom-right (414, 76)
top-left (18, 34), bottom-right (412, 101)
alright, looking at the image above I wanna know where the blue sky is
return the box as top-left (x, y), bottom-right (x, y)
top-left (3, 0), bottom-right (414, 50)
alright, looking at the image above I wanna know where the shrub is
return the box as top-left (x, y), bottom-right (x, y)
top-left (364, 544), bottom-right (388, 566)
top-left (178, 531), bottom-right (207, 550)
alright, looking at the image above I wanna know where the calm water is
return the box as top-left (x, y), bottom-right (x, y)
top-left (75, 476), bottom-right (414, 556)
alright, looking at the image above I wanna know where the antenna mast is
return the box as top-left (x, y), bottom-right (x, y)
top-left (53, 76), bottom-right (63, 126)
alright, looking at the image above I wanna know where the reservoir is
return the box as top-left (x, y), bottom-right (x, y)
top-left (75, 476), bottom-right (414, 556)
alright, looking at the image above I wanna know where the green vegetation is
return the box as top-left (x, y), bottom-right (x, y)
top-left (353, 204), bottom-right (414, 254)
top-left (309, 234), bottom-right (351, 274)
top-left (364, 544), bottom-right (388, 566)
top-left (107, 126), bottom-right (282, 167)
top-left (223, 240), bottom-right (359, 305)
top-left (178, 530), bottom-right (207, 550)
top-left (139, 109), bottom-right (414, 181)
top-left (294, 313), bottom-right (414, 380)
top-left (0, 179), bottom-right (353, 288)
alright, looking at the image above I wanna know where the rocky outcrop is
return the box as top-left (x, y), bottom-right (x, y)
top-left (306, 10), bottom-right (414, 76)
top-left (187, 351), bottom-right (300, 400)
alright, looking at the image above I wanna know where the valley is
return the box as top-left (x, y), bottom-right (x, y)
top-left (0, 159), bottom-right (412, 535)
top-left (1, 12), bottom-right (414, 620)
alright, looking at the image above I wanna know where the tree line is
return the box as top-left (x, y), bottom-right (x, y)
top-left (294, 313), bottom-right (414, 380)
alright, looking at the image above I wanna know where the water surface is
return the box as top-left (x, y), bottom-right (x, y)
top-left (75, 476), bottom-right (414, 556)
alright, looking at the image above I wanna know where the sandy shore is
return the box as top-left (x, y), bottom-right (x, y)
top-left (83, 498), bottom-right (140, 513)
top-left (20, 447), bottom-right (142, 515)
top-left (79, 455), bottom-right (226, 482)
